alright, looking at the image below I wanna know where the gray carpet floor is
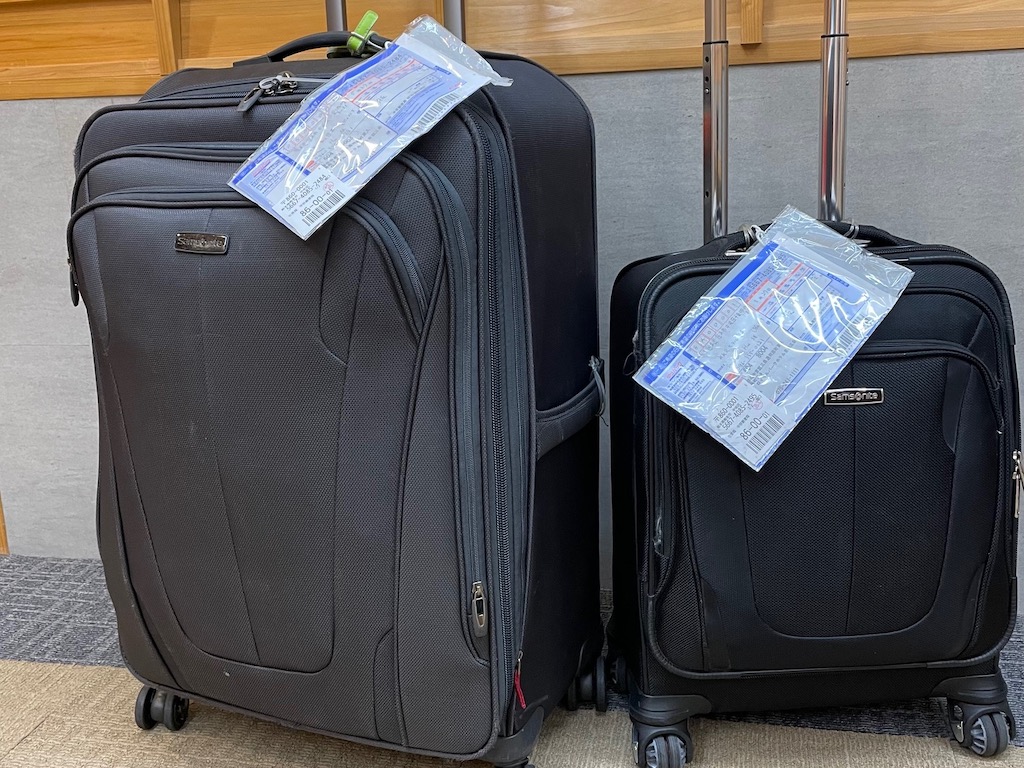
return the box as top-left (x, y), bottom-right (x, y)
top-left (1, 554), bottom-right (1019, 745)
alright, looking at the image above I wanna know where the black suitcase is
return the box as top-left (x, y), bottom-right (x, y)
top-left (68, 21), bottom-right (604, 767)
top-left (609, 0), bottom-right (1021, 764)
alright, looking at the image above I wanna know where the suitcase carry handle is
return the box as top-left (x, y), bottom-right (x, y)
top-left (822, 222), bottom-right (916, 247)
top-left (717, 222), bottom-right (914, 253)
top-left (233, 31), bottom-right (388, 66)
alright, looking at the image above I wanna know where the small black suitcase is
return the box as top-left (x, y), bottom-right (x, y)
top-left (69, 15), bottom-right (604, 767)
top-left (608, 0), bottom-right (1021, 764)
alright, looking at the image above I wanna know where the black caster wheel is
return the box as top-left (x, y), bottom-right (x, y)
top-left (136, 687), bottom-right (191, 732)
top-left (968, 713), bottom-right (1011, 757)
top-left (632, 721), bottom-right (692, 767)
top-left (161, 693), bottom-right (190, 732)
top-left (134, 687), bottom-right (157, 730)
top-left (633, 728), bottom-right (687, 768)
top-left (564, 656), bottom-right (609, 712)
top-left (948, 699), bottom-right (1013, 757)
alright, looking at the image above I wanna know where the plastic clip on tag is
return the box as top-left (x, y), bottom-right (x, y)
top-left (634, 207), bottom-right (914, 471)
top-left (229, 15), bottom-right (512, 239)
top-left (347, 10), bottom-right (380, 55)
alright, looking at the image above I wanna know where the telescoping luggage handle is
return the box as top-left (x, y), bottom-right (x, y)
top-left (324, 0), bottom-right (467, 38)
top-left (703, 0), bottom-right (850, 242)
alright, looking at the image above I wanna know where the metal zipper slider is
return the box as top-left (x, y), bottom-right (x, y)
top-left (236, 71), bottom-right (309, 113)
top-left (1013, 450), bottom-right (1023, 519)
top-left (278, 75), bottom-right (332, 86)
top-left (471, 581), bottom-right (488, 638)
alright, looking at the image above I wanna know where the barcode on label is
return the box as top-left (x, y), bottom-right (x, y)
top-left (833, 324), bottom-right (863, 354)
top-left (419, 91), bottom-right (463, 126)
top-left (301, 189), bottom-right (347, 227)
top-left (747, 414), bottom-right (785, 454)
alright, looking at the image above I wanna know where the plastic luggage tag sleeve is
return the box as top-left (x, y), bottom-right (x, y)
top-left (229, 15), bottom-right (512, 239)
top-left (634, 207), bottom-right (914, 471)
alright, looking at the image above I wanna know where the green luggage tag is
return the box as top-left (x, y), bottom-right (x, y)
top-left (347, 10), bottom-right (380, 55)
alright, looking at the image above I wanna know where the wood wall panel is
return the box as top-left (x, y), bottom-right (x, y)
top-left (0, 0), bottom-right (160, 98)
top-left (0, 0), bottom-right (1021, 99)
top-left (345, 0), bottom-right (441, 38)
top-left (177, 0), bottom-right (323, 67)
top-left (466, 0), bottom-right (1024, 74)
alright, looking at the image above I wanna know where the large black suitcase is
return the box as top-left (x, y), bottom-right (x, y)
top-left (68, 24), bottom-right (604, 767)
top-left (609, 1), bottom-right (1021, 764)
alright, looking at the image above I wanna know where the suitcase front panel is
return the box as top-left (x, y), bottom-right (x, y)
top-left (638, 254), bottom-right (1016, 676)
top-left (70, 167), bottom-right (496, 751)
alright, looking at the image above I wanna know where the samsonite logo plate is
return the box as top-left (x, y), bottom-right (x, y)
top-left (823, 387), bottom-right (884, 405)
top-left (174, 232), bottom-right (229, 255)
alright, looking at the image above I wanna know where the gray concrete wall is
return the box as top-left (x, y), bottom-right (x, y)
top-left (0, 52), bottom-right (1021, 574)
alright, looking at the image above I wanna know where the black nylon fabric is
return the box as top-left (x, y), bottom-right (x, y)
top-left (610, 239), bottom-right (1018, 704)
top-left (71, 46), bottom-right (600, 763)
top-left (843, 356), bottom-right (955, 635)
top-left (92, 204), bottom-right (343, 671)
top-left (396, 270), bottom-right (492, 752)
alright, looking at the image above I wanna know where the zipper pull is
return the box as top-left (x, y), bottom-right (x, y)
top-left (513, 652), bottom-right (526, 710)
top-left (236, 85), bottom-right (265, 113)
top-left (589, 356), bottom-right (607, 422)
top-left (471, 581), bottom-right (488, 638)
top-left (623, 330), bottom-right (641, 376)
top-left (1013, 450), bottom-right (1023, 519)
top-left (68, 255), bottom-right (80, 306)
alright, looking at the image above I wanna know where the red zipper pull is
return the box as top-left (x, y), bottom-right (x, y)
top-left (513, 652), bottom-right (526, 710)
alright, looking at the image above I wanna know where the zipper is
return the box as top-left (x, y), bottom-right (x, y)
top-left (142, 72), bottom-right (331, 105)
top-left (343, 198), bottom-right (426, 328)
top-left (459, 101), bottom-right (529, 726)
top-left (1013, 451), bottom-right (1023, 520)
top-left (237, 73), bottom-right (332, 113)
top-left (857, 338), bottom-right (1001, 412)
top-left (73, 142), bottom-right (260, 209)
top-left (73, 187), bottom-right (246, 211)
top-left (395, 154), bottom-right (490, 661)
top-left (874, 243), bottom-right (973, 260)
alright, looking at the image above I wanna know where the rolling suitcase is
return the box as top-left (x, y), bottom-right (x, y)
top-left (68, 11), bottom-right (605, 766)
top-left (608, 0), bottom-right (1021, 764)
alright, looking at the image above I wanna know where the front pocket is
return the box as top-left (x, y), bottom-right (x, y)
top-left (70, 188), bottom-right (426, 674)
top-left (656, 340), bottom-right (1003, 671)
top-left (74, 143), bottom-right (260, 207)
top-left (71, 185), bottom-right (428, 336)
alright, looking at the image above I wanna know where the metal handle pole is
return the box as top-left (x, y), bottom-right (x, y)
top-left (443, 0), bottom-right (466, 40)
top-left (325, 0), bottom-right (346, 31)
top-left (818, 0), bottom-right (848, 222)
top-left (703, 0), bottom-right (729, 242)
